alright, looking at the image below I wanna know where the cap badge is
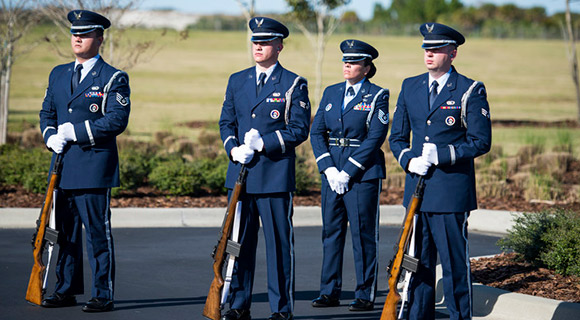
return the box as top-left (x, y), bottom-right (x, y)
top-left (255, 18), bottom-right (264, 28)
top-left (74, 11), bottom-right (82, 20)
top-left (426, 24), bottom-right (434, 33)
top-left (346, 40), bottom-right (354, 48)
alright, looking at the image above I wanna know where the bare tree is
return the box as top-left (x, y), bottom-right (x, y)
top-left (0, 0), bottom-right (39, 145)
top-left (235, 0), bottom-right (255, 64)
top-left (35, 0), bottom-right (159, 70)
top-left (564, 0), bottom-right (580, 123)
top-left (285, 0), bottom-right (351, 107)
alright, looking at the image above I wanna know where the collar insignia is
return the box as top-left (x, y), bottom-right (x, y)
top-left (426, 24), bottom-right (434, 33)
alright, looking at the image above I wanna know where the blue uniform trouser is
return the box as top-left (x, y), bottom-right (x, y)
top-left (228, 192), bottom-right (294, 313)
top-left (407, 212), bottom-right (471, 320)
top-left (318, 178), bottom-right (381, 302)
top-left (53, 188), bottom-right (115, 300)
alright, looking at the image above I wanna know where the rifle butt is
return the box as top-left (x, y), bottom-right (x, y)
top-left (381, 289), bottom-right (401, 320)
top-left (25, 263), bottom-right (45, 305)
top-left (203, 278), bottom-right (224, 320)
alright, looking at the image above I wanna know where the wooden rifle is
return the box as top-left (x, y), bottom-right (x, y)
top-left (381, 176), bottom-right (425, 320)
top-left (203, 165), bottom-right (247, 320)
top-left (25, 153), bottom-right (63, 305)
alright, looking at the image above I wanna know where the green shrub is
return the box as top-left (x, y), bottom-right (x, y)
top-left (148, 155), bottom-right (229, 196)
top-left (295, 153), bottom-right (319, 195)
top-left (193, 155), bottom-right (228, 195)
top-left (499, 209), bottom-right (580, 277)
top-left (497, 211), bottom-right (556, 266)
top-left (0, 145), bottom-right (52, 193)
top-left (118, 147), bottom-right (159, 191)
top-left (149, 157), bottom-right (204, 196)
top-left (540, 211), bottom-right (580, 277)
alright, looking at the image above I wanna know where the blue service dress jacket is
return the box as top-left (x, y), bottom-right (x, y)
top-left (219, 64), bottom-right (311, 193)
top-left (389, 66), bottom-right (491, 212)
top-left (39, 57), bottom-right (130, 189)
top-left (311, 79), bottom-right (389, 182)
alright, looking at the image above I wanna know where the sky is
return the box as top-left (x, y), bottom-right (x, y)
top-left (139, 0), bottom-right (580, 20)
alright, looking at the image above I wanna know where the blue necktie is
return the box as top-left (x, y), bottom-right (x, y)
top-left (72, 64), bottom-right (83, 93)
top-left (257, 72), bottom-right (266, 95)
top-left (429, 81), bottom-right (439, 110)
top-left (343, 86), bottom-right (355, 110)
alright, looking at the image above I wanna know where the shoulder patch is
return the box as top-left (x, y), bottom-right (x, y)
top-left (378, 109), bottom-right (389, 125)
top-left (116, 92), bottom-right (129, 106)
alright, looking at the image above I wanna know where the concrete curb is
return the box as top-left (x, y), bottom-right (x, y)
top-left (0, 205), bottom-right (520, 234)
top-left (471, 284), bottom-right (580, 319)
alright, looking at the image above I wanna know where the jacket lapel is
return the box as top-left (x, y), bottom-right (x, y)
top-left (428, 68), bottom-right (458, 118)
top-left (69, 58), bottom-right (104, 103)
top-left (343, 79), bottom-right (371, 116)
top-left (242, 68), bottom-right (257, 106)
top-left (253, 63), bottom-right (283, 109)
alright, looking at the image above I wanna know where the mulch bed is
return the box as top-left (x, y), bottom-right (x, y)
top-left (471, 253), bottom-right (580, 303)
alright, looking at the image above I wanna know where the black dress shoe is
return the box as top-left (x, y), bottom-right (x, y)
top-left (348, 298), bottom-right (374, 311)
top-left (41, 292), bottom-right (77, 308)
top-left (311, 294), bottom-right (340, 307)
top-left (82, 298), bottom-right (114, 312)
top-left (268, 313), bottom-right (293, 320)
top-left (222, 309), bottom-right (251, 320)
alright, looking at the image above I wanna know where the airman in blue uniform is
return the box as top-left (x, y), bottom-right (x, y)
top-left (310, 40), bottom-right (389, 312)
top-left (39, 10), bottom-right (130, 313)
top-left (388, 23), bottom-right (492, 320)
top-left (218, 17), bottom-right (311, 320)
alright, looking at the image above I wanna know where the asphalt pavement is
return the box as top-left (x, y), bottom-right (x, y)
top-left (0, 224), bottom-right (501, 320)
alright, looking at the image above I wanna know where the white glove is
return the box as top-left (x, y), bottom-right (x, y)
top-left (244, 128), bottom-right (264, 152)
top-left (324, 167), bottom-right (340, 193)
top-left (408, 157), bottom-right (431, 176)
top-left (422, 143), bottom-right (438, 165)
top-left (58, 122), bottom-right (76, 142)
top-left (231, 144), bottom-right (254, 164)
top-left (46, 134), bottom-right (67, 154)
top-left (336, 170), bottom-right (350, 194)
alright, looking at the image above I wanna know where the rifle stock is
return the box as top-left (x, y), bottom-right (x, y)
top-left (203, 166), bottom-right (247, 320)
top-left (381, 176), bottom-right (425, 320)
top-left (26, 154), bottom-right (63, 305)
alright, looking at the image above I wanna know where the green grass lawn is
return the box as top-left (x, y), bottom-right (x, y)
top-left (7, 27), bottom-right (580, 151)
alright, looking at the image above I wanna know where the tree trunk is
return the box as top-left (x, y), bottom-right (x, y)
top-left (565, 0), bottom-right (580, 124)
top-left (0, 20), bottom-right (15, 145)
top-left (313, 11), bottom-right (326, 109)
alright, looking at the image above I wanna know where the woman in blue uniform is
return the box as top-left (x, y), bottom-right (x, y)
top-left (310, 39), bottom-right (389, 312)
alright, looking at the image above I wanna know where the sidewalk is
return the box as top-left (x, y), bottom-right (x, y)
top-left (1, 205), bottom-right (579, 319)
top-left (0, 205), bottom-right (515, 234)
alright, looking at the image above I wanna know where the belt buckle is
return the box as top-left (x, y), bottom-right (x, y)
top-left (339, 138), bottom-right (345, 147)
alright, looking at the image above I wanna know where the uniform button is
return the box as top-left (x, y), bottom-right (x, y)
top-left (425, 136), bottom-right (430, 142)
top-left (252, 114), bottom-right (256, 118)
top-left (338, 118), bottom-right (341, 122)
top-left (338, 131), bottom-right (342, 135)
top-left (68, 108), bottom-right (73, 113)
top-left (427, 120), bottom-right (431, 125)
